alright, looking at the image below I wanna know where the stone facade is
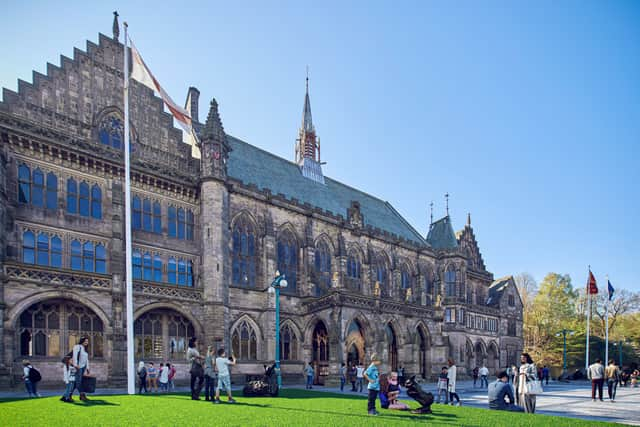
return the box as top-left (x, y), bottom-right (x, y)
top-left (0, 24), bottom-right (522, 388)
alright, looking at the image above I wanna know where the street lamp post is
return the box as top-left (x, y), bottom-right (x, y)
top-left (556, 329), bottom-right (574, 374)
top-left (269, 271), bottom-right (288, 388)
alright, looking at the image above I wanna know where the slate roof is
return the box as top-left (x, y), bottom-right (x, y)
top-left (426, 216), bottom-right (458, 249)
top-left (486, 276), bottom-right (513, 307)
top-left (225, 135), bottom-right (427, 245)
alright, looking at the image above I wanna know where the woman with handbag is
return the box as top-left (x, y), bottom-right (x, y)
top-left (71, 336), bottom-right (91, 401)
top-left (187, 337), bottom-right (205, 400)
top-left (515, 352), bottom-right (539, 413)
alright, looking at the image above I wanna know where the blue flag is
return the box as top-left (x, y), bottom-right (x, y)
top-left (607, 280), bottom-right (615, 301)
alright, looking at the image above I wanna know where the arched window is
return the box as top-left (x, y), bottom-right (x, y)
top-left (346, 251), bottom-right (362, 291)
top-left (143, 199), bottom-right (152, 231)
top-left (401, 266), bottom-right (413, 302)
top-left (386, 323), bottom-right (398, 371)
top-left (18, 164), bottom-right (31, 204)
top-left (168, 206), bottom-right (177, 237)
top-left (178, 260), bottom-right (186, 285)
top-left (83, 242), bottom-right (94, 272)
top-left (187, 261), bottom-right (193, 287)
top-left (168, 257), bottom-right (177, 284)
top-left (153, 255), bottom-right (163, 282)
top-left (153, 202), bottom-right (162, 234)
top-left (132, 250), bottom-right (142, 279)
top-left (232, 219), bottom-right (257, 287)
top-left (36, 233), bottom-right (49, 266)
top-left (373, 256), bottom-right (388, 298)
top-left (98, 115), bottom-right (124, 149)
top-left (132, 196), bottom-right (142, 230)
top-left (95, 244), bottom-right (106, 274)
top-left (71, 240), bottom-right (82, 270)
top-left (231, 320), bottom-right (258, 361)
top-left (46, 172), bottom-right (57, 210)
top-left (186, 210), bottom-right (194, 240)
top-left (177, 208), bottom-right (185, 239)
top-left (18, 300), bottom-right (104, 358)
top-left (66, 178), bottom-right (77, 214)
top-left (31, 168), bottom-right (44, 207)
top-left (280, 323), bottom-right (298, 361)
top-left (91, 184), bottom-right (101, 219)
top-left (445, 266), bottom-right (457, 297)
top-left (134, 309), bottom-right (195, 360)
top-left (314, 241), bottom-right (332, 296)
top-left (51, 236), bottom-right (62, 268)
top-left (23, 231), bottom-right (35, 264)
top-left (423, 269), bottom-right (434, 306)
top-left (79, 182), bottom-right (90, 216)
top-left (143, 253), bottom-right (152, 281)
top-left (277, 232), bottom-right (298, 294)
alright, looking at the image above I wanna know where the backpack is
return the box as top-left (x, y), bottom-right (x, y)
top-left (138, 367), bottom-right (147, 379)
top-left (28, 366), bottom-right (42, 383)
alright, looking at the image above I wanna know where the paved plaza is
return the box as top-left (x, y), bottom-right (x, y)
top-left (1, 379), bottom-right (638, 425)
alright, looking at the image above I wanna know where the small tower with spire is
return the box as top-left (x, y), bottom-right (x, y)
top-left (200, 98), bottom-right (230, 181)
top-left (112, 11), bottom-right (120, 41)
top-left (295, 73), bottom-right (324, 184)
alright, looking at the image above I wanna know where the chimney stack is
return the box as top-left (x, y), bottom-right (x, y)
top-left (185, 87), bottom-right (200, 123)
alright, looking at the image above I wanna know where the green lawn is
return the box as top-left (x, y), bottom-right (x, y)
top-left (0, 389), bottom-right (611, 426)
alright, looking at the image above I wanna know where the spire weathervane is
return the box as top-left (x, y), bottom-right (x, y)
top-left (467, 212), bottom-right (471, 227)
top-left (113, 11), bottom-right (120, 41)
top-left (430, 201), bottom-right (434, 225)
top-left (445, 193), bottom-right (449, 216)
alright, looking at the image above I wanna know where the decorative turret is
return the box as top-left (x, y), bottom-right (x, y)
top-left (295, 75), bottom-right (324, 184)
top-left (200, 98), bottom-right (230, 180)
top-left (112, 11), bottom-right (120, 41)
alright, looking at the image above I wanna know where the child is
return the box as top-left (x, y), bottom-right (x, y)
top-left (379, 374), bottom-right (391, 409)
top-left (213, 348), bottom-right (237, 404)
top-left (159, 363), bottom-right (169, 392)
top-left (363, 353), bottom-right (381, 416)
top-left (437, 366), bottom-right (449, 404)
top-left (387, 372), bottom-right (409, 410)
top-left (168, 363), bottom-right (176, 391)
top-left (304, 362), bottom-right (315, 389)
top-left (147, 362), bottom-right (157, 392)
top-left (61, 356), bottom-right (76, 403)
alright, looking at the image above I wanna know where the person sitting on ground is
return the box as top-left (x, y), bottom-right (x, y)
top-left (387, 371), bottom-right (410, 410)
top-left (379, 373), bottom-right (391, 409)
top-left (488, 371), bottom-right (524, 412)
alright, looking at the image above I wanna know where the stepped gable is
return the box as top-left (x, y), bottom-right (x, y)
top-left (456, 214), bottom-right (487, 272)
top-left (486, 276), bottom-right (517, 307)
top-left (0, 33), bottom-right (198, 176)
top-left (226, 135), bottom-right (428, 246)
top-left (426, 215), bottom-right (458, 250)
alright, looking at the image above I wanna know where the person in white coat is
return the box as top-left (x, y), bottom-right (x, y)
top-left (71, 336), bottom-right (91, 401)
top-left (447, 358), bottom-right (461, 406)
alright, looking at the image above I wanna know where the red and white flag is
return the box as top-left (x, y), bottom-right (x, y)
top-left (586, 270), bottom-right (598, 295)
top-left (129, 38), bottom-right (200, 159)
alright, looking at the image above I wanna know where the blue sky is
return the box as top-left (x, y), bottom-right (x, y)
top-left (2, 1), bottom-right (639, 292)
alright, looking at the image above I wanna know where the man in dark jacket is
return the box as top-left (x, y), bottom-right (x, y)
top-left (488, 371), bottom-right (523, 412)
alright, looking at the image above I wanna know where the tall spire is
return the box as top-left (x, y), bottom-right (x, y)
top-left (295, 71), bottom-right (324, 184)
top-left (445, 193), bottom-right (449, 216)
top-left (112, 11), bottom-right (120, 41)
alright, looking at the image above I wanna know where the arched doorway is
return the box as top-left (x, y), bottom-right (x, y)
top-left (312, 321), bottom-right (329, 385)
top-left (385, 323), bottom-right (398, 371)
top-left (475, 341), bottom-right (486, 367)
top-left (345, 319), bottom-right (365, 367)
top-left (417, 326), bottom-right (428, 379)
top-left (487, 342), bottom-right (499, 374)
top-left (17, 299), bottom-right (104, 359)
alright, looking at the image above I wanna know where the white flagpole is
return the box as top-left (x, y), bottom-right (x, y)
top-left (123, 22), bottom-right (135, 395)
top-left (605, 276), bottom-right (609, 365)
top-left (585, 268), bottom-right (591, 372)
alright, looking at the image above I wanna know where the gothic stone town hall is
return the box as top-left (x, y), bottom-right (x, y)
top-left (0, 22), bottom-right (523, 388)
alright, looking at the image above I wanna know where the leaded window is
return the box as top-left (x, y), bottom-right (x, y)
top-left (132, 196), bottom-right (142, 230)
top-left (153, 202), bottom-right (162, 234)
top-left (67, 178), bottom-right (77, 214)
top-left (445, 266), bottom-right (457, 297)
top-left (70, 240), bottom-right (106, 273)
top-left (313, 241), bottom-right (332, 296)
top-left (67, 179), bottom-right (100, 218)
top-left (134, 310), bottom-right (195, 361)
top-left (168, 206), bottom-right (176, 237)
top-left (143, 253), bottom-right (152, 281)
top-left (91, 184), bottom-right (102, 219)
top-left (98, 115), bottom-right (124, 149)
top-left (18, 164), bottom-right (31, 204)
top-left (373, 257), bottom-right (388, 298)
top-left (46, 172), bottom-right (57, 209)
top-left (18, 300), bottom-right (104, 358)
top-left (168, 257), bottom-right (177, 284)
top-left (23, 232), bottom-right (62, 268)
top-left (143, 199), bottom-right (152, 232)
top-left (133, 250), bottom-right (142, 279)
top-left (232, 219), bottom-right (257, 287)
top-left (231, 320), bottom-right (258, 361)
top-left (32, 168), bottom-right (44, 207)
top-left (346, 252), bottom-right (361, 291)
top-left (277, 233), bottom-right (298, 294)
top-left (153, 255), bottom-right (163, 282)
top-left (280, 323), bottom-right (298, 361)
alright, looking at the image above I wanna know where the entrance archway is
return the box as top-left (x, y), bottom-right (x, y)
top-left (385, 323), bottom-right (398, 371)
top-left (487, 342), bottom-right (499, 373)
top-left (345, 319), bottom-right (365, 367)
top-left (312, 321), bottom-right (329, 385)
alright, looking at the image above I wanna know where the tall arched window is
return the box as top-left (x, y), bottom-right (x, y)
top-left (132, 196), bottom-right (142, 230)
top-left (277, 232), bottom-right (297, 294)
top-left (280, 323), bottom-right (298, 361)
top-left (153, 255), bottom-right (163, 282)
top-left (143, 199), bottom-right (152, 231)
top-left (36, 233), bottom-right (49, 266)
top-left (31, 168), bottom-right (44, 207)
top-left (134, 309), bottom-right (195, 360)
top-left (83, 242), bottom-right (94, 272)
top-left (66, 178), bottom-right (77, 214)
top-left (79, 182), bottom-right (90, 216)
top-left (232, 219), bottom-right (257, 287)
top-left (314, 241), bottom-right (332, 296)
top-left (18, 164), bottom-right (31, 204)
top-left (168, 257), bottom-right (177, 284)
top-left (19, 300), bottom-right (104, 358)
top-left (91, 184), bottom-right (102, 219)
top-left (98, 115), bottom-right (124, 149)
top-left (346, 251), bottom-right (362, 291)
top-left (71, 240), bottom-right (82, 270)
top-left (423, 269), bottom-right (434, 306)
top-left (22, 231), bottom-right (35, 264)
top-left (231, 320), bottom-right (258, 361)
top-left (143, 253), bottom-right (152, 281)
top-left (168, 206), bottom-right (177, 237)
top-left (153, 202), bottom-right (162, 234)
top-left (445, 265), bottom-right (457, 297)
top-left (186, 210), bottom-right (194, 240)
top-left (95, 244), bottom-right (106, 274)
top-left (133, 250), bottom-right (142, 279)
top-left (51, 236), bottom-right (62, 268)
top-left (400, 265), bottom-right (413, 301)
top-left (373, 256), bottom-right (388, 298)
top-left (46, 172), bottom-right (57, 210)
top-left (177, 208), bottom-right (185, 239)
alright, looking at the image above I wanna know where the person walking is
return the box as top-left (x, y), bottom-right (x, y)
top-left (447, 358), bottom-right (461, 406)
top-left (304, 362), bottom-right (315, 389)
top-left (349, 364), bottom-right (357, 391)
top-left (71, 336), bottom-right (91, 401)
top-left (363, 353), bottom-right (381, 416)
top-left (436, 366), bottom-right (449, 404)
top-left (356, 363), bottom-right (365, 392)
top-left (187, 337), bottom-right (205, 400)
top-left (204, 346), bottom-right (217, 401)
top-left (479, 365), bottom-right (489, 388)
top-left (542, 365), bottom-right (550, 386)
top-left (605, 359), bottom-right (620, 402)
top-left (137, 361), bottom-right (148, 394)
top-left (213, 348), bottom-right (236, 404)
top-left (339, 363), bottom-right (346, 392)
top-left (472, 367), bottom-right (479, 388)
top-left (588, 359), bottom-right (605, 402)
top-left (61, 355), bottom-right (76, 402)
top-left (22, 360), bottom-right (40, 398)
top-left (515, 352), bottom-right (538, 413)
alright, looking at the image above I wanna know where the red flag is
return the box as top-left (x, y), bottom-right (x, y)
top-left (587, 270), bottom-right (598, 295)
